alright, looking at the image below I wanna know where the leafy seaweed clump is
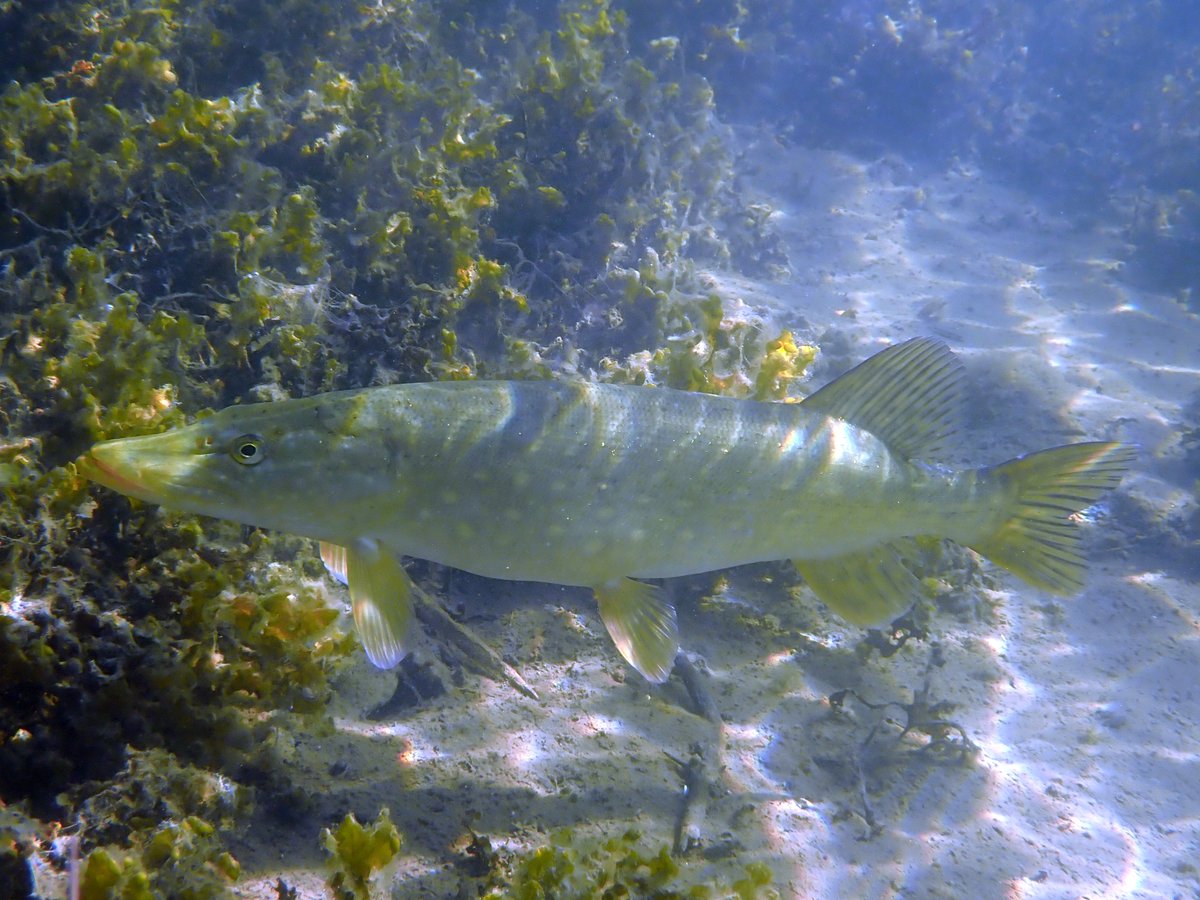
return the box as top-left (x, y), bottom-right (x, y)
top-left (322, 808), bottom-right (402, 900)
top-left (479, 827), bottom-right (779, 899)
top-left (1, 511), bottom-right (354, 818)
top-left (0, 0), bottom-right (792, 889)
top-left (1, 0), bottom-right (791, 811)
top-left (79, 814), bottom-right (241, 900)
top-left (591, 260), bottom-right (815, 397)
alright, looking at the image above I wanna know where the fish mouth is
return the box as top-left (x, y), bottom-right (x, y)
top-left (77, 449), bottom-right (151, 498)
top-left (76, 434), bottom-right (193, 506)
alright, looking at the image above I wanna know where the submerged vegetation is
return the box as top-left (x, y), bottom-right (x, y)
top-left (479, 827), bottom-right (778, 899)
top-left (322, 808), bottom-right (402, 900)
top-left (2, 0), bottom-right (1157, 893)
top-left (0, 0), bottom-right (804, 891)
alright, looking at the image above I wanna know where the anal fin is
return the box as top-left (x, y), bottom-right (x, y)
top-left (334, 539), bottom-right (415, 670)
top-left (594, 578), bottom-right (679, 683)
top-left (793, 541), bottom-right (922, 628)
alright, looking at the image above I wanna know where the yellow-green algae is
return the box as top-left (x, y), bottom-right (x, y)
top-left (0, 0), bottom-right (807, 890)
top-left (469, 826), bottom-right (780, 900)
top-left (321, 808), bottom-right (402, 900)
top-left (0, 0), bottom-right (1022, 894)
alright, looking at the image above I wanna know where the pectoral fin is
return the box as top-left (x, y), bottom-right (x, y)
top-left (594, 578), bottom-right (679, 683)
top-left (793, 541), bottom-right (922, 628)
top-left (320, 541), bottom-right (349, 585)
top-left (323, 539), bottom-right (414, 669)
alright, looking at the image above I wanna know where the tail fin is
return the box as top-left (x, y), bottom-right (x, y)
top-left (971, 442), bottom-right (1135, 593)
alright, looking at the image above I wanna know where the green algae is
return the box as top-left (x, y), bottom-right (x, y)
top-left (69, 749), bottom-right (245, 899)
top-left (0, 2), bottom-right (1128, 889)
top-left (479, 826), bottom-right (781, 899)
top-left (322, 808), bottom-right (402, 900)
top-left (0, 0), bottom-right (798, 891)
top-left (80, 816), bottom-right (240, 900)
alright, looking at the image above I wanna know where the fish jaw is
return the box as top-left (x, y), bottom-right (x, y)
top-left (77, 426), bottom-right (217, 511)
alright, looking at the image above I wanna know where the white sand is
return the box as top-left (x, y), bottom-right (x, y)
top-left (234, 136), bottom-right (1199, 898)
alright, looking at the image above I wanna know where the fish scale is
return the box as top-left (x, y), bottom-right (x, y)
top-left (363, 381), bottom-right (901, 582)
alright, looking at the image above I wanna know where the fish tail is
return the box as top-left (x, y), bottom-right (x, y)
top-left (970, 442), bottom-right (1135, 592)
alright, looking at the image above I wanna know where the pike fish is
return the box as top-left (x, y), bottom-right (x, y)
top-left (78, 338), bottom-right (1134, 682)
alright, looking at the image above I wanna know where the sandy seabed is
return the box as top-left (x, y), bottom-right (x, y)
top-left (231, 135), bottom-right (1200, 899)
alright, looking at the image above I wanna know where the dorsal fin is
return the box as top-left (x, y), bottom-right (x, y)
top-left (800, 337), bottom-right (963, 460)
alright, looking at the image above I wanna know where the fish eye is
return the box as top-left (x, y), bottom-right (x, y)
top-left (230, 434), bottom-right (266, 465)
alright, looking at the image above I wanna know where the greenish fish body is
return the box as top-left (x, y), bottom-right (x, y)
top-left (79, 339), bottom-right (1134, 682)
